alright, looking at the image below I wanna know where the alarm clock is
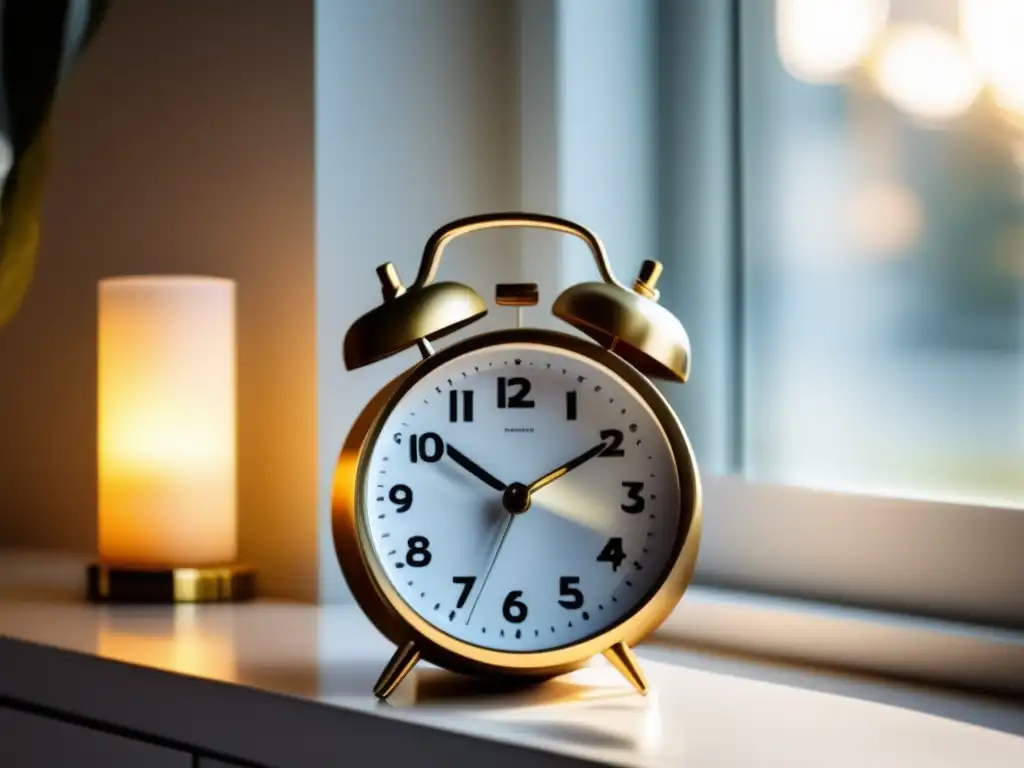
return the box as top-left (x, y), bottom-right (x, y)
top-left (332, 212), bottom-right (701, 700)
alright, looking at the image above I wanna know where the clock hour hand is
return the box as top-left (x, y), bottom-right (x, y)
top-left (445, 443), bottom-right (507, 492)
top-left (526, 439), bottom-right (610, 495)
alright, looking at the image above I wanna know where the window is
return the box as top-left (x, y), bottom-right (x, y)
top-left (742, 0), bottom-right (1024, 507)
top-left (650, 0), bottom-right (1024, 634)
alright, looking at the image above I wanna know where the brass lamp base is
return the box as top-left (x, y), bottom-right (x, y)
top-left (86, 562), bottom-right (256, 603)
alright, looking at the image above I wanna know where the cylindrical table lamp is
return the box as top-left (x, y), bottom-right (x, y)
top-left (87, 275), bottom-right (255, 603)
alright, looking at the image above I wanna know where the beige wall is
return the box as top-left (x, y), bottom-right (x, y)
top-left (0, 0), bottom-right (318, 601)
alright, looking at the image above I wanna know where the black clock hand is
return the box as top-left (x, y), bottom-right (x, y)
top-left (526, 439), bottom-right (610, 495)
top-left (446, 443), bottom-right (507, 492)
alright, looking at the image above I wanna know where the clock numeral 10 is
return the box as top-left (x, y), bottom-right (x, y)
top-left (497, 377), bottom-right (534, 408)
top-left (408, 432), bottom-right (444, 463)
top-left (449, 390), bottom-right (474, 422)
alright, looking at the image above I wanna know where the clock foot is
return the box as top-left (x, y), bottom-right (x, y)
top-left (603, 641), bottom-right (649, 695)
top-left (373, 640), bottom-right (421, 700)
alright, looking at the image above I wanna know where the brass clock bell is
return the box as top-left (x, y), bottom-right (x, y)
top-left (333, 212), bottom-right (701, 700)
top-left (342, 212), bottom-right (690, 381)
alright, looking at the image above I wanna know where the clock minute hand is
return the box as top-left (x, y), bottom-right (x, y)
top-left (526, 439), bottom-right (610, 495)
top-left (445, 443), bottom-right (507, 492)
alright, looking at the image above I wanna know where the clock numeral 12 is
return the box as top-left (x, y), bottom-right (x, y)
top-left (497, 377), bottom-right (534, 409)
top-left (449, 390), bottom-right (474, 422)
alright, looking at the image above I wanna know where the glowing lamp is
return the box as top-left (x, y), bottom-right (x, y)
top-left (87, 276), bottom-right (254, 603)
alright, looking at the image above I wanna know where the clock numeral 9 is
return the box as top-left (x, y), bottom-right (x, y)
top-left (621, 481), bottom-right (645, 513)
top-left (405, 535), bottom-right (432, 567)
top-left (600, 429), bottom-right (625, 457)
top-left (408, 432), bottom-right (444, 463)
top-left (388, 484), bottom-right (413, 512)
top-left (557, 576), bottom-right (584, 609)
top-left (502, 590), bottom-right (528, 623)
top-left (497, 377), bottom-right (534, 409)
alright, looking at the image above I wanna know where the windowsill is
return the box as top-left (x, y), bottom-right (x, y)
top-left (1, 550), bottom-right (1022, 767)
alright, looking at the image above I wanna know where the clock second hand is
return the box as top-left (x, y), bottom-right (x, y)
top-left (464, 513), bottom-right (515, 625)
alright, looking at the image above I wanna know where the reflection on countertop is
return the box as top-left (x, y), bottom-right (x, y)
top-left (1, 550), bottom-right (1023, 768)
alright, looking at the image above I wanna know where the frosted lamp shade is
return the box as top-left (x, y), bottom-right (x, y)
top-left (98, 276), bottom-right (237, 566)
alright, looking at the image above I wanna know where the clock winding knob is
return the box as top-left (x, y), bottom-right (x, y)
top-left (632, 260), bottom-right (663, 301)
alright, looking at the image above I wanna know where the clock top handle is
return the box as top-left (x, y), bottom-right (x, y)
top-left (412, 212), bottom-right (628, 291)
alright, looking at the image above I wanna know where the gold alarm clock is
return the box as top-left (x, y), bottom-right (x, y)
top-left (332, 213), bottom-right (701, 700)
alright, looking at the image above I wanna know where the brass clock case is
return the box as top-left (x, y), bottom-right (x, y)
top-left (332, 328), bottom-right (702, 685)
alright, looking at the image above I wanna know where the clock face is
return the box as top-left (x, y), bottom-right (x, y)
top-left (361, 339), bottom-right (686, 653)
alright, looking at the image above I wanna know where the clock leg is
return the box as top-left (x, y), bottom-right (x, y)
top-left (603, 641), bottom-right (649, 695)
top-left (373, 640), bottom-right (421, 700)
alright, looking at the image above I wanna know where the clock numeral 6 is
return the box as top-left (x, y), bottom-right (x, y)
top-left (388, 484), bottom-right (413, 513)
top-left (408, 432), bottom-right (444, 463)
top-left (621, 481), bottom-right (645, 514)
top-left (600, 429), bottom-right (625, 457)
top-left (557, 576), bottom-right (584, 609)
top-left (502, 590), bottom-right (528, 623)
top-left (405, 535), bottom-right (432, 567)
top-left (597, 537), bottom-right (626, 571)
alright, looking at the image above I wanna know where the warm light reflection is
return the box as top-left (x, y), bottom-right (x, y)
top-left (960, 0), bottom-right (1024, 121)
top-left (777, 0), bottom-right (888, 83)
top-left (98, 276), bottom-right (237, 566)
top-left (873, 25), bottom-right (982, 121)
top-left (97, 607), bottom-right (238, 682)
top-left (844, 179), bottom-right (923, 256)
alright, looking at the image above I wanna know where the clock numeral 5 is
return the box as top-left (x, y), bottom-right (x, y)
top-left (502, 590), bottom-right (528, 623)
top-left (600, 429), bottom-right (625, 457)
top-left (597, 537), bottom-right (626, 570)
top-left (497, 377), bottom-right (534, 409)
top-left (557, 576), bottom-right (584, 609)
top-left (621, 481), bottom-right (645, 514)
top-left (408, 432), bottom-right (444, 463)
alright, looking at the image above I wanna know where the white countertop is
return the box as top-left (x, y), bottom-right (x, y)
top-left (1, 551), bottom-right (1022, 768)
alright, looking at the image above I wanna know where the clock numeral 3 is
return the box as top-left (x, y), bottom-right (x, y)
top-left (449, 390), bottom-right (474, 422)
top-left (408, 432), bottom-right (444, 463)
top-left (597, 537), bottom-right (626, 571)
top-left (497, 377), bottom-right (534, 409)
top-left (600, 429), bottom-right (625, 457)
top-left (405, 535), bottom-right (432, 567)
top-left (502, 590), bottom-right (528, 623)
top-left (388, 484), bottom-right (413, 513)
top-left (621, 481), bottom-right (646, 513)
top-left (452, 576), bottom-right (476, 608)
top-left (557, 576), bottom-right (584, 609)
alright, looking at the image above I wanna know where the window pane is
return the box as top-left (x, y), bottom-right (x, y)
top-left (741, 0), bottom-right (1024, 505)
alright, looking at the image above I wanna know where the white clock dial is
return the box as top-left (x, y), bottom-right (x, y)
top-left (362, 340), bottom-right (684, 652)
